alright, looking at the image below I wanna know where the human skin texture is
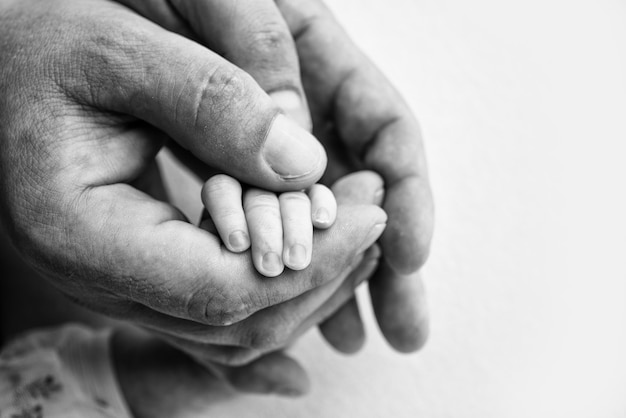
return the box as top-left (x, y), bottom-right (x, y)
top-left (0, 0), bottom-right (433, 395)
top-left (118, 0), bottom-right (434, 354)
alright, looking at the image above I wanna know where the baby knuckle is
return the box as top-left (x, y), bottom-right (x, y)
top-left (279, 191), bottom-right (308, 203)
top-left (204, 174), bottom-right (238, 195)
top-left (245, 194), bottom-right (280, 213)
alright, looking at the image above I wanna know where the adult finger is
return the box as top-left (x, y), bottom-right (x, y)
top-left (111, 327), bottom-right (234, 418)
top-left (113, 328), bottom-right (309, 402)
top-left (369, 260), bottom-right (429, 352)
top-left (332, 171), bottom-right (386, 208)
top-left (116, 0), bottom-right (311, 128)
top-left (113, 0), bottom-right (194, 38)
top-left (64, 1), bottom-right (325, 191)
top-left (318, 297), bottom-right (365, 354)
top-left (294, 248), bottom-right (380, 342)
top-left (216, 351), bottom-right (310, 397)
top-left (317, 171), bottom-right (384, 353)
top-left (152, 332), bottom-right (310, 396)
top-left (148, 330), bottom-right (260, 367)
top-left (278, 0), bottom-right (434, 273)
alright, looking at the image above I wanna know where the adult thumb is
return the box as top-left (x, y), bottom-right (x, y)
top-left (65, 2), bottom-right (326, 191)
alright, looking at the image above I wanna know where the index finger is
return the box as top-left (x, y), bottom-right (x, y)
top-left (278, 0), bottom-right (434, 275)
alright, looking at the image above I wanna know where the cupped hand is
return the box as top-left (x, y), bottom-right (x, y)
top-left (117, 0), bottom-right (435, 355)
top-left (0, 0), bottom-right (385, 389)
top-left (114, 172), bottom-right (382, 404)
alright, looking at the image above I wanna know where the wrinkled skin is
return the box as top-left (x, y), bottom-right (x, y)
top-left (0, 0), bottom-right (433, 397)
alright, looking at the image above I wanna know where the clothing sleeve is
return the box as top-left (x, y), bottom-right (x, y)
top-left (0, 324), bottom-right (132, 418)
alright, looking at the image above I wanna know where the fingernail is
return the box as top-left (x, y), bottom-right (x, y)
top-left (313, 208), bottom-right (330, 226)
top-left (263, 114), bottom-right (325, 180)
top-left (262, 252), bottom-right (284, 276)
top-left (285, 244), bottom-right (307, 269)
top-left (359, 223), bottom-right (386, 253)
top-left (270, 90), bottom-right (311, 130)
top-left (228, 230), bottom-right (249, 252)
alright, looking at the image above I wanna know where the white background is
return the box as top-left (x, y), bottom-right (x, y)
top-left (161, 0), bottom-right (626, 416)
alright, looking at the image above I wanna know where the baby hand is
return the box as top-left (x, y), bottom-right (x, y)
top-left (201, 174), bottom-right (337, 277)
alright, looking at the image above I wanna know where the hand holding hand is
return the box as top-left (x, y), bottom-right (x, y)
top-left (0, 0), bottom-right (383, 383)
top-left (124, 0), bottom-right (436, 352)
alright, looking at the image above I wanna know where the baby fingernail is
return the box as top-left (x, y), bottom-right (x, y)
top-left (313, 208), bottom-right (330, 226)
top-left (263, 115), bottom-right (326, 180)
top-left (286, 244), bottom-right (307, 270)
top-left (228, 230), bottom-right (249, 252)
top-left (262, 252), bottom-right (284, 277)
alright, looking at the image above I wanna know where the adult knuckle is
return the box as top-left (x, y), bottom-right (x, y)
top-left (245, 316), bottom-right (293, 351)
top-left (246, 25), bottom-right (292, 56)
top-left (186, 284), bottom-right (250, 326)
top-left (208, 65), bottom-right (248, 104)
top-left (188, 64), bottom-right (250, 131)
top-left (246, 326), bottom-right (284, 351)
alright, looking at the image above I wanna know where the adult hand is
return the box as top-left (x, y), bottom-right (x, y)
top-left (135, 0), bottom-right (435, 353)
top-left (127, 171), bottom-right (388, 397)
top-left (0, 0), bottom-right (385, 389)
